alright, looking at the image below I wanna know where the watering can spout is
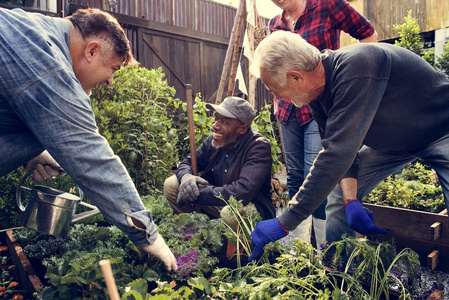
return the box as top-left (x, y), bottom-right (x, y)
top-left (71, 202), bottom-right (101, 224)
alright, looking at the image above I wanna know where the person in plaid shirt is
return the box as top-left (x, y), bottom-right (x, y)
top-left (269, 0), bottom-right (377, 248)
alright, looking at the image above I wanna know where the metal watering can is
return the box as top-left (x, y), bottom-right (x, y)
top-left (16, 172), bottom-right (101, 237)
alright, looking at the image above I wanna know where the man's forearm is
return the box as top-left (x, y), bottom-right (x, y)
top-left (340, 177), bottom-right (358, 206)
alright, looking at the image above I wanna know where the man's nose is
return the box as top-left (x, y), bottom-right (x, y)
top-left (212, 121), bottom-right (221, 130)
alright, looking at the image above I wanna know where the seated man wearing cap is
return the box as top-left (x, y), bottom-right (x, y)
top-left (164, 96), bottom-right (276, 254)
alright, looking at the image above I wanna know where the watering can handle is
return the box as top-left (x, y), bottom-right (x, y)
top-left (16, 171), bottom-right (33, 212)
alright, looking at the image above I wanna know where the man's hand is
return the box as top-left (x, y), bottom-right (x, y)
top-left (25, 150), bottom-right (64, 181)
top-left (139, 234), bottom-right (178, 271)
top-left (345, 199), bottom-right (388, 235)
top-left (248, 218), bottom-right (289, 262)
top-left (177, 174), bottom-right (208, 206)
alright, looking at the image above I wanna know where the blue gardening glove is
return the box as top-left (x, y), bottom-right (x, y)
top-left (177, 174), bottom-right (209, 206)
top-left (345, 199), bottom-right (388, 235)
top-left (248, 218), bottom-right (289, 262)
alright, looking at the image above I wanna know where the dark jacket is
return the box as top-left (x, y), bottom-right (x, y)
top-left (176, 129), bottom-right (275, 220)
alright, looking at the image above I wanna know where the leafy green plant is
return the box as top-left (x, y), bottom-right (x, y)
top-left (252, 104), bottom-right (284, 174)
top-left (191, 94), bottom-right (213, 148)
top-left (118, 236), bottom-right (424, 300)
top-left (219, 195), bottom-right (262, 267)
top-left (174, 93), bottom-right (213, 163)
top-left (423, 48), bottom-right (435, 67)
top-left (393, 10), bottom-right (423, 55)
top-left (123, 277), bottom-right (214, 299)
top-left (334, 238), bottom-right (419, 300)
top-left (436, 41), bottom-right (449, 76)
top-left (156, 212), bottom-right (223, 282)
top-left (15, 224), bottom-right (129, 261)
top-left (0, 168), bottom-right (26, 229)
top-left (140, 194), bottom-right (174, 224)
top-left (201, 238), bottom-right (362, 299)
top-left (363, 161), bottom-right (444, 212)
top-left (13, 224), bottom-right (159, 300)
top-left (90, 66), bottom-right (181, 194)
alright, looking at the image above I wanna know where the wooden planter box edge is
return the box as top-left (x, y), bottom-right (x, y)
top-left (5, 230), bottom-right (44, 298)
top-left (364, 203), bottom-right (449, 272)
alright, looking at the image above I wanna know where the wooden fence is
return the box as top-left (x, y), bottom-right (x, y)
top-left (3, 0), bottom-right (449, 107)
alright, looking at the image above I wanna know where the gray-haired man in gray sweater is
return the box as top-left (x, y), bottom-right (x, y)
top-left (247, 30), bottom-right (449, 261)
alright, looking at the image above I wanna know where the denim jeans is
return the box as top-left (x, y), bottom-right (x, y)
top-left (326, 132), bottom-right (449, 244)
top-left (280, 114), bottom-right (327, 220)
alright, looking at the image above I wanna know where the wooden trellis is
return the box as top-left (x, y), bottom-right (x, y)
top-left (215, 0), bottom-right (263, 108)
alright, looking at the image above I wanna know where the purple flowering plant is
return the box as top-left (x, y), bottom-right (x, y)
top-left (155, 212), bottom-right (223, 281)
top-left (175, 248), bottom-right (202, 277)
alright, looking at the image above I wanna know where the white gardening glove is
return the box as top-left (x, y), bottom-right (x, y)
top-left (139, 234), bottom-right (178, 271)
top-left (25, 150), bottom-right (65, 181)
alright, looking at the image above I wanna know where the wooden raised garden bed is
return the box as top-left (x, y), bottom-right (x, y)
top-left (364, 203), bottom-right (449, 272)
top-left (3, 230), bottom-right (43, 299)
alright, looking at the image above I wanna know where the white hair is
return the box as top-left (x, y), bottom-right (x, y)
top-left (250, 31), bottom-right (321, 86)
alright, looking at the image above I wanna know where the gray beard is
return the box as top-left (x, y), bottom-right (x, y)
top-left (211, 133), bottom-right (238, 149)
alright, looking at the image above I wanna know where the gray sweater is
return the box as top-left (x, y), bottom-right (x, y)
top-left (279, 43), bottom-right (449, 230)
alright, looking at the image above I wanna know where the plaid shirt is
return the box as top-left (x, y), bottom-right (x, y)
top-left (270, 0), bottom-right (375, 125)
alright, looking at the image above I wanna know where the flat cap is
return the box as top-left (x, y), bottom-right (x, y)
top-left (205, 96), bottom-right (256, 125)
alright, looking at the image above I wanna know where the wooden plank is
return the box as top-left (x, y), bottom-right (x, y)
top-left (364, 0), bottom-right (449, 41)
top-left (427, 289), bottom-right (444, 300)
top-left (425, 0), bottom-right (449, 33)
top-left (114, 12), bottom-right (230, 46)
top-left (427, 250), bottom-right (439, 270)
top-left (431, 222), bottom-right (442, 241)
top-left (364, 203), bottom-right (449, 245)
top-left (5, 231), bottom-right (44, 297)
top-left (378, 234), bottom-right (449, 272)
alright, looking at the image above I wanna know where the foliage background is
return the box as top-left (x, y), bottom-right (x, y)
top-left (90, 66), bottom-right (180, 195)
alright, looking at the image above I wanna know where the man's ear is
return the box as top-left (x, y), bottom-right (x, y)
top-left (84, 41), bottom-right (101, 62)
top-left (239, 123), bottom-right (249, 135)
top-left (287, 69), bottom-right (303, 83)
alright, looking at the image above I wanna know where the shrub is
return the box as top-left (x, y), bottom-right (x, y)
top-left (436, 41), bottom-right (449, 76)
top-left (423, 48), bottom-right (435, 67)
top-left (90, 66), bottom-right (181, 194)
top-left (393, 10), bottom-right (423, 56)
top-left (252, 104), bottom-right (283, 173)
top-left (174, 94), bottom-right (213, 161)
top-left (0, 169), bottom-right (26, 228)
top-left (364, 161), bottom-right (445, 213)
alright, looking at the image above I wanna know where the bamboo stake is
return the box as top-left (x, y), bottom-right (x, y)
top-left (99, 259), bottom-right (120, 300)
top-left (216, 0), bottom-right (246, 104)
top-left (247, 0), bottom-right (258, 108)
top-left (227, 1), bottom-right (246, 97)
